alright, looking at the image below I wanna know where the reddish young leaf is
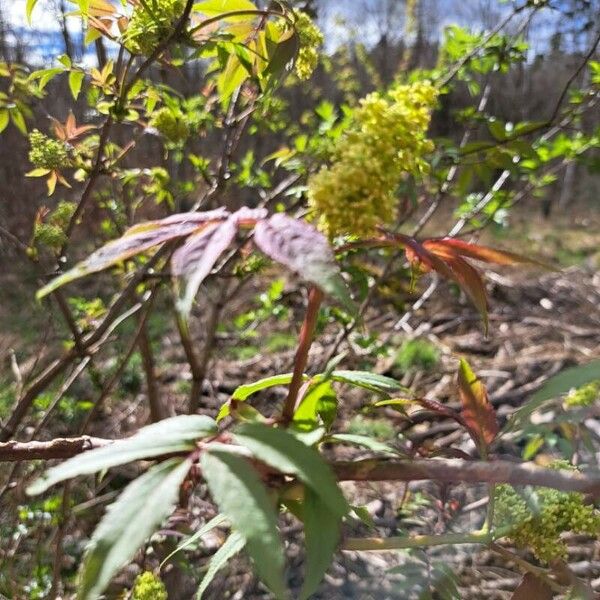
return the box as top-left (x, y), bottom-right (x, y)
top-left (510, 573), bottom-right (553, 600)
top-left (457, 358), bottom-right (498, 452)
top-left (253, 213), bottom-right (355, 313)
top-left (396, 235), bottom-right (455, 281)
top-left (427, 244), bottom-right (489, 333)
top-left (37, 209), bottom-right (228, 299)
top-left (424, 238), bottom-right (554, 269)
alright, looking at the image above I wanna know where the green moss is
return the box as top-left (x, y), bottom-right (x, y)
top-left (395, 338), bottom-right (440, 372)
top-left (347, 415), bottom-right (395, 441)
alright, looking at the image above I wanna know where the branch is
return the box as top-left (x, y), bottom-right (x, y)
top-left (332, 459), bottom-right (600, 496)
top-left (3, 436), bottom-right (600, 498)
top-left (0, 436), bottom-right (111, 461)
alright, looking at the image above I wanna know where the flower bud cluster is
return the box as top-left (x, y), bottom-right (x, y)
top-left (131, 571), bottom-right (167, 600)
top-left (292, 10), bottom-right (324, 80)
top-left (150, 107), bottom-right (189, 144)
top-left (564, 381), bottom-right (599, 408)
top-left (33, 201), bottom-right (76, 249)
top-left (307, 81), bottom-right (438, 238)
top-left (126, 0), bottom-right (185, 55)
top-left (28, 130), bottom-right (71, 171)
top-left (494, 480), bottom-right (600, 562)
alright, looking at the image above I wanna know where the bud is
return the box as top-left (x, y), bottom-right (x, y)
top-left (28, 130), bottom-right (71, 170)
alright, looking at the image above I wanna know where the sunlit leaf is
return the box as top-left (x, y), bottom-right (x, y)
top-left (293, 381), bottom-right (336, 431)
top-left (218, 373), bottom-right (298, 421)
top-left (232, 373), bottom-right (296, 401)
top-left (79, 458), bottom-right (191, 600)
top-left (10, 109), bottom-right (27, 135)
top-left (201, 448), bottom-right (287, 599)
top-left (26, 0), bottom-right (39, 23)
top-left (194, 0), bottom-right (258, 18)
top-left (457, 358), bottom-right (498, 451)
top-left (27, 415), bottom-right (216, 494)
top-left (0, 110), bottom-right (9, 133)
top-left (68, 70), bottom-right (85, 100)
top-left (254, 214), bottom-right (356, 314)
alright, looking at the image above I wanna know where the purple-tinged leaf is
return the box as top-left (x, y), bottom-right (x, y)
top-left (253, 214), bottom-right (355, 314)
top-left (174, 217), bottom-right (239, 316)
top-left (37, 209), bottom-right (228, 299)
top-left (230, 206), bottom-right (268, 226)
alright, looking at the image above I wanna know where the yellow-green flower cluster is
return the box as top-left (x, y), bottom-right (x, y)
top-left (126, 0), bottom-right (185, 55)
top-left (33, 201), bottom-right (76, 250)
top-left (28, 130), bottom-right (71, 170)
top-left (292, 10), bottom-right (323, 80)
top-left (131, 571), bottom-right (167, 600)
top-left (564, 381), bottom-right (599, 408)
top-left (307, 81), bottom-right (438, 238)
top-left (494, 482), bottom-right (600, 562)
top-left (150, 107), bottom-right (189, 144)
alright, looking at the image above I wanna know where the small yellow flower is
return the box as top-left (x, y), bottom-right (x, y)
top-left (308, 81), bottom-right (438, 238)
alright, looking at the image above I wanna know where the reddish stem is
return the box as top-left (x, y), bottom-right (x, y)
top-left (281, 287), bottom-right (323, 425)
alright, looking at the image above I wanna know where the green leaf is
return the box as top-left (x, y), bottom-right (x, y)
top-left (326, 433), bottom-right (398, 456)
top-left (234, 423), bottom-right (348, 518)
top-left (201, 449), bottom-right (287, 599)
top-left (79, 458), bottom-right (191, 600)
top-left (293, 381), bottom-right (337, 431)
top-left (196, 531), bottom-right (246, 599)
top-left (218, 373), bottom-right (299, 421)
top-left (506, 360), bottom-right (600, 431)
top-left (58, 54), bottom-right (72, 68)
top-left (300, 488), bottom-right (340, 600)
top-left (26, 168), bottom-right (52, 177)
top-left (531, 360), bottom-right (600, 403)
top-left (0, 109), bottom-right (9, 133)
top-left (264, 29), bottom-right (299, 79)
top-left (330, 370), bottom-right (407, 395)
top-left (194, 0), bottom-right (257, 17)
top-left (27, 415), bottom-right (216, 494)
top-left (232, 373), bottom-right (296, 401)
top-left (26, 0), bottom-right (39, 22)
top-left (69, 71), bottom-right (85, 100)
top-left (10, 109), bottom-right (27, 135)
top-left (161, 514), bottom-right (229, 568)
top-left (31, 67), bottom-right (63, 90)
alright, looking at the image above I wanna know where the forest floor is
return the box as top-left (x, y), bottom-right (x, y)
top-left (0, 211), bottom-right (599, 598)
